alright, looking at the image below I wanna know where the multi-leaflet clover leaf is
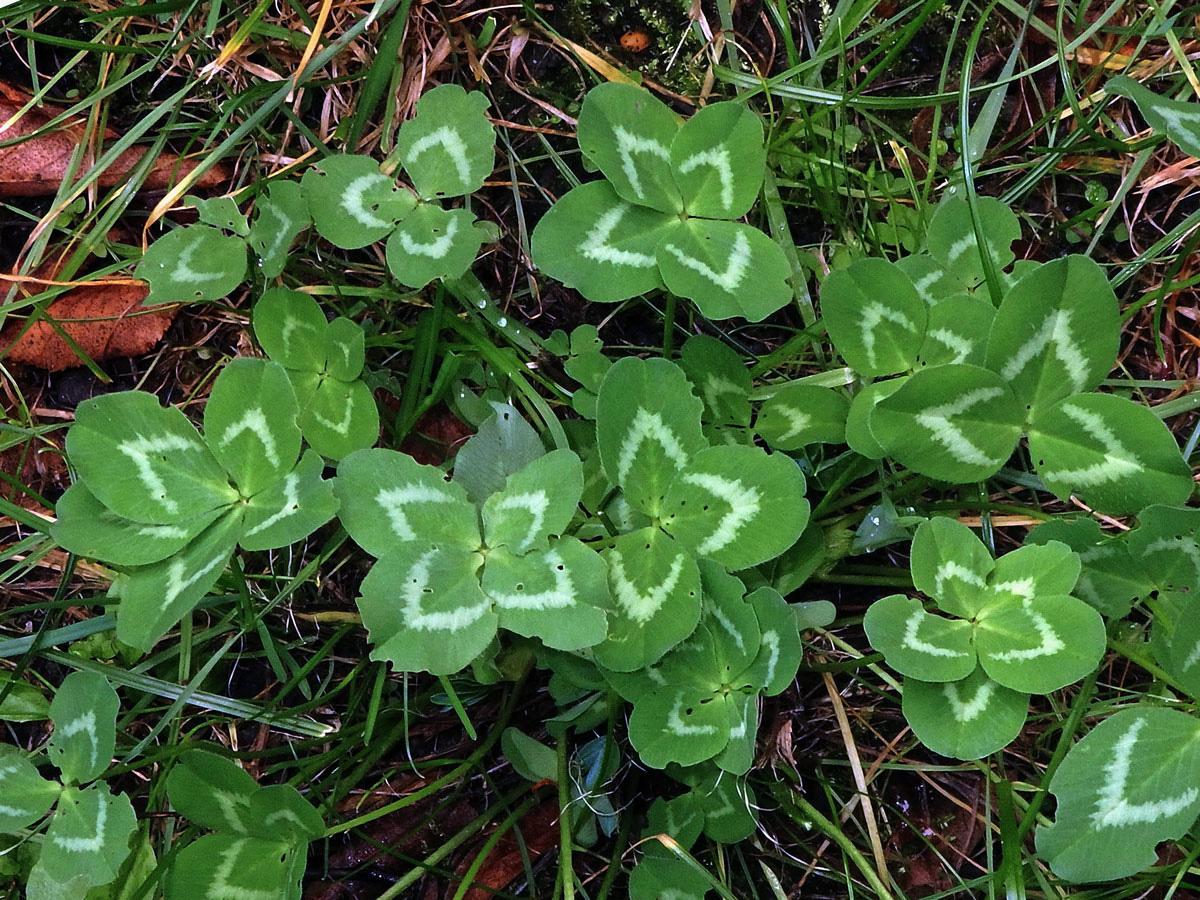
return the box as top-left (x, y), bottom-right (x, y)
top-left (0, 673), bottom-right (137, 898)
top-left (333, 441), bottom-right (609, 676)
top-left (531, 83), bottom-right (791, 321)
top-left (52, 358), bottom-right (339, 651)
top-left (165, 749), bottom-right (324, 900)
top-left (865, 518), bottom-right (1105, 757)
top-left (625, 563), bottom-right (801, 771)
top-left (252, 287), bottom-right (380, 460)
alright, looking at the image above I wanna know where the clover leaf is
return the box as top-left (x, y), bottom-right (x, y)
top-left (1107, 75), bottom-right (1200, 159)
top-left (247, 181), bottom-right (311, 278)
top-left (138, 222), bottom-right (248, 304)
top-left (253, 287), bottom-right (380, 460)
top-left (0, 673), bottom-right (136, 898)
top-left (333, 442), bottom-right (609, 675)
top-left (902, 667), bottom-right (1029, 760)
top-left (52, 358), bottom-right (339, 650)
top-left (531, 83), bottom-right (790, 321)
top-left (301, 154), bottom-right (416, 250)
top-left (1026, 517), bottom-right (1148, 618)
top-left (592, 357), bottom-right (809, 671)
top-left (626, 563), bottom-right (801, 771)
top-left (865, 518), bottom-right (1105, 757)
top-left (1036, 707), bottom-right (1200, 883)
top-left (1028, 393), bottom-right (1194, 515)
top-left (924, 196), bottom-right (1021, 291)
top-left (755, 383), bottom-right (848, 450)
top-left (165, 749), bottom-right (324, 900)
top-left (396, 84), bottom-right (495, 200)
top-left (821, 258), bottom-right (927, 378)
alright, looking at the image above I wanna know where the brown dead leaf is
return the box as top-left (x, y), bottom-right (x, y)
top-left (0, 277), bottom-right (175, 371)
top-left (460, 800), bottom-right (559, 900)
top-left (0, 82), bottom-right (229, 197)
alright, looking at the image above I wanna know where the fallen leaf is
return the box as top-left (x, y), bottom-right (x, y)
top-left (0, 276), bottom-right (175, 371)
top-left (461, 800), bottom-right (559, 900)
top-left (0, 81), bottom-right (229, 197)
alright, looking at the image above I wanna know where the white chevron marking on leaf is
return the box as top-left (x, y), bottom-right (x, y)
top-left (926, 328), bottom-right (974, 364)
top-left (394, 214), bottom-right (460, 258)
top-left (209, 839), bottom-right (282, 900)
top-left (219, 409), bottom-right (280, 468)
top-left (677, 148), bottom-right (734, 210)
top-left (902, 609), bottom-right (969, 657)
top-left (914, 386), bottom-right (1007, 466)
top-left (680, 472), bottom-right (760, 555)
top-left (137, 523), bottom-right (189, 539)
top-left (702, 375), bottom-right (743, 415)
top-left (912, 270), bottom-right (944, 300)
top-left (609, 549), bottom-right (685, 623)
top-left (579, 205), bottom-right (658, 268)
top-left (377, 484), bottom-right (458, 542)
top-left (119, 433), bottom-right (201, 515)
top-left (758, 630), bottom-right (781, 688)
top-left (709, 606), bottom-right (745, 653)
top-left (176, 233), bottom-right (231, 283)
top-left (243, 472), bottom-right (300, 538)
top-left (492, 491), bottom-right (549, 554)
top-left (860, 303), bottom-right (918, 370)
top-left (1000, 310), bottom-right (1091, 394)
top-left (279, 315), bottom-right (319, 359)
top-left (616, 409), bottom-right (690, 486)
top-left (489, 550), bottom-right (574, 610)
top-left (1144, 537), bottom-right (1200, 584)
top-left (934, 561), bottom-right (989, 596)
top-left (254, 202), bottom-right (296, 261)
top-left (52, 795), bottom-right (107, 852)
top-left (661, 230), bottom-right (751, 292)
top-left (402, 548), bottom-right (489, 631)
top-left (613, 127), bottom-right (671, 199)
top-left (164, 547), bottom-right (231, 608)
top-left (343, 174), bottom-right (395, 228)
top-left (214, 790), bottom-right (250, 832)
top-left (59, 711), bottom-right (99, 772)
top-left (667, 694), bottom-right (718, 736)
top-left (942, 679), bottom-right (995, 722)
top-left (772, 407), bottom-right (811, 443)
top-left (1092, 717), bottom-right (1200, 828)
top-left (1039, 402), bottom-right (1142, 486)
top-left (945, 233), bottom-right (978, 266)
top-left (312, 395), bottom-right (355, 436)
top-left (407, 126), bottom-right (472, 186)
top-left (989, 594), bottom-right (1066, 662)
top-left (1151, 106), bottom-right (1200, 135)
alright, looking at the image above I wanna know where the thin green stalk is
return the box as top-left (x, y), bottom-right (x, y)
top-left (557, 733), bottom-right (575, 900)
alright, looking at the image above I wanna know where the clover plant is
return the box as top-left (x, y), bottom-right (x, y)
top-left (825, 198), bottom-right (1194, 514)
top-left (0, 672), bottom-right (135, 897)
top-left (591, 356), bottom-right (809, 671)
top-left (630, 767), bottom-right (758, 900)
top-left (139, 84), bottom-right (495, 302)
top-left (52, 357), bottom-right (339, 650)
top-left (531, 83), bottom-right (791, 321)
top-left (614, 561), bottom-right (802, 771)
top-left (252, 287), bottom-right (380, 459)
top-left (333, 408), bottom-right (610, 675)
top-left (164, 749), bottom-right (324, 900)
top-left (864, 518), bottom-right (1105, 759)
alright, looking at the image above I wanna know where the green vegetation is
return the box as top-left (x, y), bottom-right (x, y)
top-left (4, 1), bottom-right (1200, 898)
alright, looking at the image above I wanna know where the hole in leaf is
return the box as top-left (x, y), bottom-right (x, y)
top-left (685, 708), bottom-right (694, 715)
top-left (516, 583), bottom-right (525, 591)
top-left (556, 565), bottom-right (564, 571)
